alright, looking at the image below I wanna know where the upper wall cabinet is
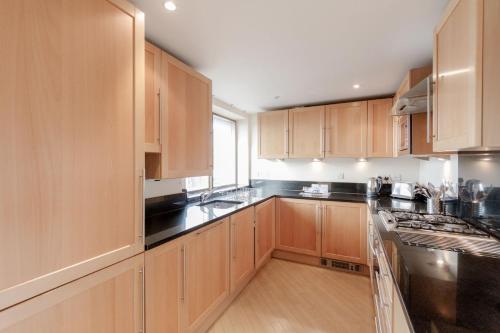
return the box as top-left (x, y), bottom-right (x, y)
top-left (433, 0), bottom-right (500, 151)
top-left (288, 106), bottom-right (325, 158)
top-left (325, 101), bottom-right (368, 158)
top-left (145, 44), bottom-right (213, 179)
top-left (161, 52), bottom-right (213, 178)
top-left (258, 110), bottom-right (289, 159)
top-left (145, 42), bottom-right (162, 153)
top-left (0, 0), bottom-right (144, 310)
top-left (367, 99), bottom-right (394, 157)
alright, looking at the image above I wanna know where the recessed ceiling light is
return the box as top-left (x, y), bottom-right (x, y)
top-left (353, 84), bottom-right (360, 89)
top-left (164, 1), bottom-right (176, 11)
top-left (436, 259), bottom-right (444, 266)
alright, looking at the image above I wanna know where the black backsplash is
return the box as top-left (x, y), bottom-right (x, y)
top-left (250, 179), bottom-right (367, 194)
top-left (458, 152), bottom-right (500, 219)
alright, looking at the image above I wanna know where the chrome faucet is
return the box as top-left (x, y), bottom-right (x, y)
top-left (200, 189), bottom-right (215, 203)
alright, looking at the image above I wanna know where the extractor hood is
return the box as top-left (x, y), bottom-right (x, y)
top-left (392, 75), bottom-right (433, 116)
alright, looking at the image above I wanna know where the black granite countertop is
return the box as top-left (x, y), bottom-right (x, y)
top-left (145, 188), bottom-right (500, 332)
top-left (369, 198), bottom-right (500, 333)
top-left (145, 188), bottom-right (366, 250)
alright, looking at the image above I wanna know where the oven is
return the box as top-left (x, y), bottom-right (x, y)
top-left (369, 219), bottom-right (393, 333)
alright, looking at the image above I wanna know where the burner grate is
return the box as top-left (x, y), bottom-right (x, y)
top-left (397, 232), bottom-right (500, 258)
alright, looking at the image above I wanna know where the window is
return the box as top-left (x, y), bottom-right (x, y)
top-left (185, 176), bottom-right (209, 192)
top-left (185, 114), bottom-right (237, 193)
top-left (212, 115), bottom-right (237, 188)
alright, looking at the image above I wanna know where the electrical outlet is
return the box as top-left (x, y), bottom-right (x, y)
top-left (338, 172), bottom-right (344, 179)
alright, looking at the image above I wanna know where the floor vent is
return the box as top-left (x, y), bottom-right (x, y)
top-left (320, 258), bottom-right (361, 272)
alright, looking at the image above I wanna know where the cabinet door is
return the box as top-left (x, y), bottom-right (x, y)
top-left (144, 42), bottom-right (162, 153)
top-left (161, 52), bottom-right (213, 178)
top-left (0, 254), bottom-right (144, 333)
top-left (367, 99), bottom-right (393, 157)
top-left (411, 113), bottom-right (434, 155)
top-left (184, 219), bottom-right (229, 333)
top-left (145, 239), bottom-right (183, 333)
top-left (325, 101), bottom-right (368, 157)
top-left (230, 207), bottom-right (255, 293)
top-left (276, 199), bottom-right (321, 256)
top-left (397, 115), bottom-right (410, 156)
top-left (255, 198), bottom-right (276, 270)
top-left (0, 0), bottom-right (144, 310)
top-left (321, 202), bottom-right (367, 264)
top-left (258, 110), bottom-right (289, 159)
top-left (288, 106), bottom-right (325, 158)
top-left (434, 0), bottom-right (483, 151)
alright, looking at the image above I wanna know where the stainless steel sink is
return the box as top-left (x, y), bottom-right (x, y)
top-left (197, 200), bottom-right (244, 209)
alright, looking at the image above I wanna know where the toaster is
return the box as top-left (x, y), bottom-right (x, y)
top-left (391, 182), bottom-right (416, 200)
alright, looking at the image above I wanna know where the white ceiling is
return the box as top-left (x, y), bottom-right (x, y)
top-left (131, 0), bottom-right (449, 112)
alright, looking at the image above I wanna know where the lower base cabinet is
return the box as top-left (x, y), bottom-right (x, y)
top-left (321, 201), bottom-right (368, 265)
top-left (0, 254), bottom-right (144, 333)
top-left (184, 219), bottom-right (229, 333)
top-left (276, 198), bottom-right (321, 256)
top-left (145, 218), bottom-right (230, 333)
top-left (230, 207), bottom-right (255, 293)
top-left (255, 198), bottom-right (276, 270)
top-left (145, 239), bottom-right (183, 333)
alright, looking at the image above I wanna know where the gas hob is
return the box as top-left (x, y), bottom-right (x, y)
top-left (378, 208), bottom-right (490, 237)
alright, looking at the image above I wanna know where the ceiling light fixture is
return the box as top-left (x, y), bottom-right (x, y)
top-left (353, 84), bottom-right (360, 89)
top-left (164, 1), bottom-right (176, 11)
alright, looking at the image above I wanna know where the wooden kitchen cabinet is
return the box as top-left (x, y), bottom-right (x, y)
top-left (0, 0), bottom-right (144, 310)
top-left (433, 0), bottom-right (500, 151)
top-left (255, 198), bottom-right (276, 270)
top-left (325, 101), bottom-right (368, 158)
top-left (396, 115), bottom-right (410, 156)
top-left (145, 41), bottom-right (162, 153)
top-left (367, 99), bottom-right (394, 157)
top-left (276, 198), bottom-right (321, 256)
top-left (288, 106), bottom-right (325, 158)
top-left (258, 110), bottom-right (289, 159)
top-left (145, 238), bottom-right (183, 333)
top-left (160, 52), bottom-right (213, 179)
top-left (230, 207), bottom-right (255, 293)
top-left (184, 219), bottom-right (229, 333)
top-left (0, 254), bottom-right (144, 333)
top-left (321, 201), bottom-right (367, 264)
top-left (144, 46), bottom-right (213, 179)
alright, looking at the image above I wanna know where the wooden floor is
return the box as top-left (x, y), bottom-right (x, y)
top-left (208, 259), bottom-right (375, 333)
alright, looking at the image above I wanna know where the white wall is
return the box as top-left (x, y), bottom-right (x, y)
top-left (144, 179), bottom-right (184, 199)
top-left (418, 155), bottom-right (458, 186)
top-left (250, 114), bottom-right (422, 183)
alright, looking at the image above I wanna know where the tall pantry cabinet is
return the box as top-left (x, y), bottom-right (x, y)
top-left (0, 0), bottom-right (145, 329)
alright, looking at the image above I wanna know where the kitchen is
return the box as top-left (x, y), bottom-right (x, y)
top-left (1, 0), bottom-right (499, 332)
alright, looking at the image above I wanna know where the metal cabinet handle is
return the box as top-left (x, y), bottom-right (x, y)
top-left (426, 77), bottom-right (431, 144)
top-left (321, 127), bottom-right (326, 155)
top-left (181, 245), bottom-right (186, 302)
top-left (232, 222), bottom-right (237, 259)
top-left (285, 129), bottom-right (289, 155)
top-left (139, 169), bottom-right (145, 241)
top-left (316, 205), bottom-right (322, 233)
top-left (139, 268), bottom-right (145, 333)
top-left (157, 91), bottom-right (162, 144)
